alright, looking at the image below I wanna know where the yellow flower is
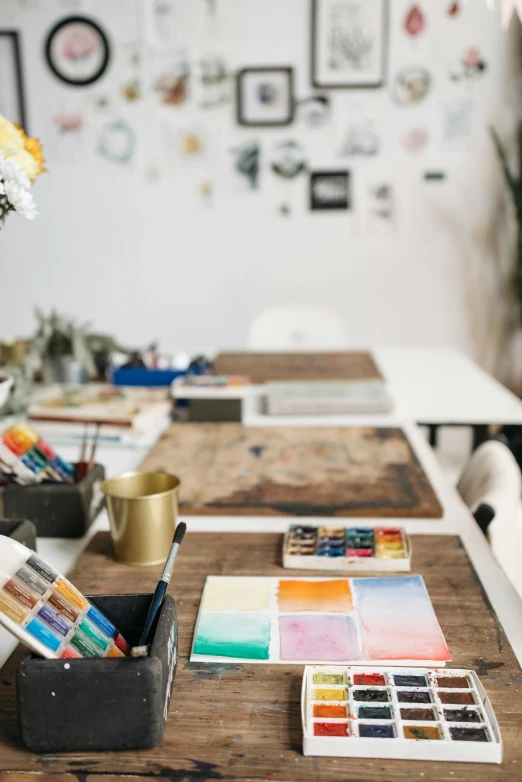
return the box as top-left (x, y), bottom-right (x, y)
top-left (0, 113), bottom-right (46, 182)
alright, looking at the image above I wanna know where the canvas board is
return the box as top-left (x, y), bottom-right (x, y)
top-left (190, 575), bottom-right (450, 666)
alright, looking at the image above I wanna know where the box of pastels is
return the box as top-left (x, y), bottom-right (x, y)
top-left (17, 593), bottom-right (178, 752)
top-left (301, 666), bottom-right (502, 763)
top-left (283, 525), bottom-right (411, 572)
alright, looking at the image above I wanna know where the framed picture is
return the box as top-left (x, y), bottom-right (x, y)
top-left (44, 16), bottom-right (110, 87)
top-left (310, 171), bottom-right (351, 210)
top-left (237, 67), bottom-right (294, 127)
top-left (0, 31), bottom-right (27, 130)
top-left (311, 0), bottom-right (387, 88)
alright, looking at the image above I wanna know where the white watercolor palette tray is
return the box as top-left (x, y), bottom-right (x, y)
top-left (283, 525), bottom-right (411, 572)
top-left (301, 666), bottom-right (502, 763)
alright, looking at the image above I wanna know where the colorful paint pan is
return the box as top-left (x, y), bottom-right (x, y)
top-left (302, 666), bottom-right (502, 763)
top-left (283, 525), bottom-right (411, 572)
top-left (0, 536), bottom-right (130, 660)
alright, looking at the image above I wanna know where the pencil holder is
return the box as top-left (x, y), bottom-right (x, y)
top-left (0, 519), bottom-right (37, 551)
top-left (17, 592), bottom-right (178, 753)
top-left (0, 463), bottom-right (105, 538)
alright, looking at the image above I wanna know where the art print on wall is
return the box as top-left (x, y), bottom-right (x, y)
top-left (0, 31), bottom-right (27, 129)
top-left (45, 16), bottom-right (110, 87)
top-left (310, 171), bottom-right (350, 211)
top-left (312, 0), bottom-right (388, 88)
top-left (237, 67), bottom-right (294, 126)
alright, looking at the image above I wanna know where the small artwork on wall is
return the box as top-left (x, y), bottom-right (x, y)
top-left (366, 182), bottom-right (396, 234)
top-left (310, 171), bottom-right (351, 211)
top-left (393, 66), bottom-right (431, 105)
top-left (311, 0), bottom-right (387, 88)
top-left (237, 67), bottom-right (294, 126)
top-left (44, 16), bottom-right (110, 87)
top-left (0, 31), bottom-right (27, 129)
top-left (339, 118), bottom-right (380, 156)
top-left (231, 140), bottom-right (260, 190)
top-left (297, 95), bottom-right (330, 127)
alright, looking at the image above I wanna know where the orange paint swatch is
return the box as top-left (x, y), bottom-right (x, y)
top-left (313, 704), bottom-right (347, 719)
top-left (278, 580), bottom-right (352, 613)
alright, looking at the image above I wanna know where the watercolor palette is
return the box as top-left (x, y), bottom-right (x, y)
top-left (190, 575), bottom-right (450, 666)
top-left (283, 525), bottom-right (411, 572)
top-left (302, 666), bottom-right (502, 763)
top-left (0, 536), bottom-right (129, 660)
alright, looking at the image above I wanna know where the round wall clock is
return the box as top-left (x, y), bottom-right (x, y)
top-left (45, 16), bottom-right (110, 87)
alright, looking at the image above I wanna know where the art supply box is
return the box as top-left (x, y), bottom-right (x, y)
top-left (0, 463), bottom-right (105, 537)
top-left (17, 593), bottom-right (178, 752)
top-left (171, 376), bottom-right (248, 422)
top-left (0, 519), bottom-right (37, 551)
top-left (301, 665), bottom-right (502, 763)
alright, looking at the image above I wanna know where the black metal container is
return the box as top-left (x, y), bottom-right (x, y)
top-left (0, 463), bottom-right (105, 537)
top-left (17, 593), bottom-right (178, 752)
top-left (0, 518), bottom-right (37, 551)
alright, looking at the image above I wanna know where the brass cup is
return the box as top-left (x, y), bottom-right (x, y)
top-left (102, 471), bottom-right (180, 566)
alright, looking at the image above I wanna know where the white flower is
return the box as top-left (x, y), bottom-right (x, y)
top-left (0, 179), bottom-right (4, 196)
top-left (0, 149), bottom-right (30, 189)
top-left (4, 180), bottom-right (38, 219)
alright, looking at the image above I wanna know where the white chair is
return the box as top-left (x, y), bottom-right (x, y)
top-left (457, 440), bottom-right (522, 598)
top-left (247, 306), bottom-right (348, 350)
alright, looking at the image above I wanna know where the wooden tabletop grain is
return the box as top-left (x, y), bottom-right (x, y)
top-left (0, 531), bottom-right (520, 782)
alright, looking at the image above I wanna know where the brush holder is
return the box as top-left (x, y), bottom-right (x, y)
top-left (17, 593), bottom-right (178, 752)
top-left (0, 519), bottom-right (37, 551)
top-left (0, 463), bottom-right (105, 538)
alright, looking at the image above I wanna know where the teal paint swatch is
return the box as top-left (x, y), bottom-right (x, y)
top-left (193, 613), bottom-right (271, 660)
top-left (79, 617), bottom-right (109, 651)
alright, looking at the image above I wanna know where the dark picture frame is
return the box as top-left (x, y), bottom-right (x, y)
top-left (310, 171), bottom-right (351, 211)
top-left (44, 16), bottom-right (110, 87)
top-left (311, 0), bottom-right (388, 89)
top-left (0, 31), bottom-right (27, 131)
top-left (236, 67), bottom-right (294, 127)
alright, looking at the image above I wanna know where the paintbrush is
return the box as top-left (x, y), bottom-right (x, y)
top-left (75, 425), bottom-right (89, 482)
top-left (87, 423), bottom-right (101, 474)
top-left (139, 521), bottom-right (187, 646)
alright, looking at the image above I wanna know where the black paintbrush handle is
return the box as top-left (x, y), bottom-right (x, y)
top-left (140, 581), bottom-right (168, 646)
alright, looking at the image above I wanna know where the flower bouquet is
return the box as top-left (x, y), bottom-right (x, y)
top-left (0, 114), bottom-right (45, 225)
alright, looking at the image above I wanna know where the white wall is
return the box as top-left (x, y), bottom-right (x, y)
top-left (0, 0), bottom-right (509, 360)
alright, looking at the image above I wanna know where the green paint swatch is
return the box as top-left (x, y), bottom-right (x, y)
top-left (313, 673), bottom-right (345, 685)
top-left (79, 617), bottom-right (109, 651)
top-left (71, 630), bottom-right (103, 658)
top-left (193, 613), bottom-right (271, 660)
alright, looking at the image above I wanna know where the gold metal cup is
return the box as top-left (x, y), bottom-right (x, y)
top-left (102, 471), bottom-right (180, 566)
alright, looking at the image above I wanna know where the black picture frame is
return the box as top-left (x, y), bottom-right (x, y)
top-left (44, 16), bottom-right (110, 87)
top-left (310, 171), bottom-right (351, 211)
top-left (236, 67), bottom-right (294, 127)
top-left (311, 0), bottom-right (388, 89)
top-left (0, 31), bottom-right (28, 131)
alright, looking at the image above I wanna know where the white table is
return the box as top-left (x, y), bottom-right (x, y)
top-left (240, 347), bottom-right (522, 449)
top-left (1, 417), bottom-right (522, 671)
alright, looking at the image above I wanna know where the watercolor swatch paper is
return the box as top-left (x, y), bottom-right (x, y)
top-left (190, 576), bottom-right (450, 666)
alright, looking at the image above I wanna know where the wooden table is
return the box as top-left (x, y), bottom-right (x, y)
top-left (140, 423), bottom-right (443, 518)
top-left (0, 530), bottom-right (521, 782)
top-left (213, 351), bottom-right (383, 384)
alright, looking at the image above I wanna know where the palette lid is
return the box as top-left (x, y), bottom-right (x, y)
top-left (0, 535), bottom-right (30, 574)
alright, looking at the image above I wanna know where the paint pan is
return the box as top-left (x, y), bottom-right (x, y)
top-left (0, 536), bottom-right (130, 660)
top-left (301, 666), bottom-right (502, 763)
top-left (283, 525), bottom-right (411, 572)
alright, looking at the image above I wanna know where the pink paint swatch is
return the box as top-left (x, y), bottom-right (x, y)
top-left (279, 615), bottom-right (362, 662)
top-left (353, 577), bottom-right (450, 662)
